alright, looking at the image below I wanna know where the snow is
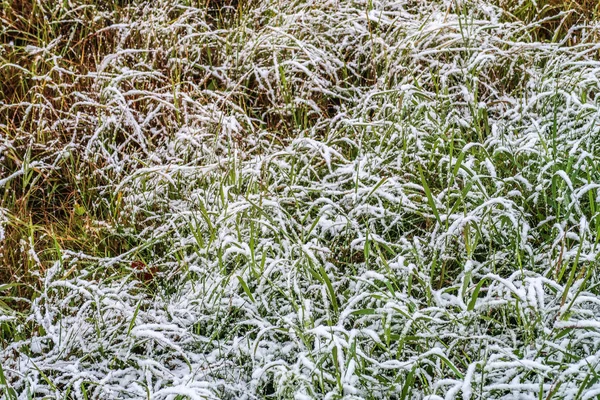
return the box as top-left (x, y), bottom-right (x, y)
top-left (2, 0), bottom-right (600, 399)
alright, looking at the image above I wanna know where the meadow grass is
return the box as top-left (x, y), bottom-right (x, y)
top-left (1, 0), bottom-right (600, 398)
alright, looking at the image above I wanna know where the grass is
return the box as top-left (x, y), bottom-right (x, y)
top-left (1, 0), bottom-right (600, 398)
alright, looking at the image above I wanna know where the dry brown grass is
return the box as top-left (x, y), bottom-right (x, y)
top-left (0, 0), bottom-right (253, 306)
top-left (497, 0), bottom-right (600, 42)
top-left (0, 0), bottom-right (125, 303)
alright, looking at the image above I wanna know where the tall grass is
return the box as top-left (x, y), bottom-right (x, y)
top-left (1, 0), bottom-right (600, 398)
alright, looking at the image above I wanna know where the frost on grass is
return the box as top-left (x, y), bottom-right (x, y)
top-left (2, 0), bottom-right (600, 399)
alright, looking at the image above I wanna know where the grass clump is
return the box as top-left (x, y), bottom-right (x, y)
top-left (496, 0), bottom-right (600, 42)
top-left (1, 0), bottom-right (600, 399)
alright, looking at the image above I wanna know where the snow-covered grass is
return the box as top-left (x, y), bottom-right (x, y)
top-left (2, 0), bottom-right (600, 398)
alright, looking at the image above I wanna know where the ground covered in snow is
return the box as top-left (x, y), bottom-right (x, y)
top-left (2, 0), bottom-right (600, 398)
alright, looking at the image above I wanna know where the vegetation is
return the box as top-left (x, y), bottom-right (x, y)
top-left (1, 0), bottom-right (600, 398)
